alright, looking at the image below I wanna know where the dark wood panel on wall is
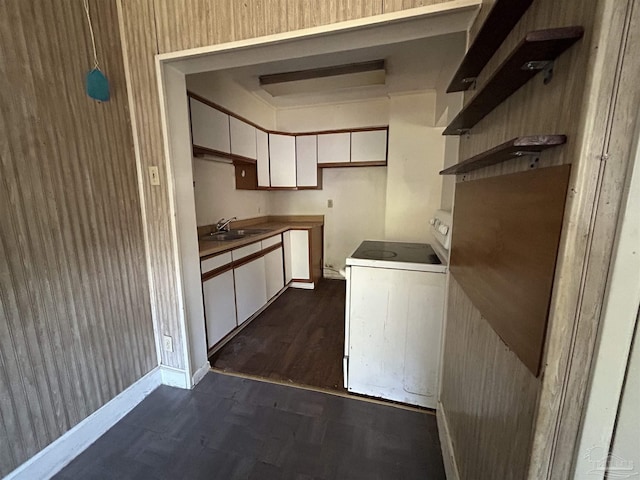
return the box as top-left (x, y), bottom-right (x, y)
top-left (450, 166), bottom-right (571, 375)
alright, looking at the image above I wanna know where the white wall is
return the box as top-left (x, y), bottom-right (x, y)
top-left (192, 159), bottom-right (270, 226)
top-left (269, 168), bottom-right (388, 272)
top-left (272, 99), bottom-right (389, 271)
top-left (384, 92), bottom-right (445, 242)
top-left (276, 98), bottom-right (389, 131)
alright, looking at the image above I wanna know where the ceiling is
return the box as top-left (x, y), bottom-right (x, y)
top-left (188, 32), bottom-right (466, 108)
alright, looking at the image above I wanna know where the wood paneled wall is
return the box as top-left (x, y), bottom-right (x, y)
top-left (151, 0), bottom-right (454, 53)
top-left (0, 0), bottom-right (156, 475)
top-left (440, 277), bottom-right (540, 479)
top-left (440, 0), bottom-right (640, 478)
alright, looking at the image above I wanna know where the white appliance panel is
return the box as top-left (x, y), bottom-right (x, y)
top-left (347, 265), bottom-right (445, 408)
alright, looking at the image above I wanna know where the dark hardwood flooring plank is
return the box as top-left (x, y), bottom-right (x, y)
top-left (55, 372), bottom-right (445, 480)
top-left (211, 279), bottom-right (346, 392)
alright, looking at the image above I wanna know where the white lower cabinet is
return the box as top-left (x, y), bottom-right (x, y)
top-left (289, 229), bottom-right (310, 280)
top-left (203, 270), bottom-right (237, 349)
top-left (203, 230), bottom-right (316, 349)
top-left (234, 256), bottom-right (267, 324)
top-left (282, 231), bottom-right (293, 284)
top-left (264, 246), bottom-right (284, 300)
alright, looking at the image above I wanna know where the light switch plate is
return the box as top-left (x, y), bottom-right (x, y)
top-left (149, 166), bottom-right (160, 186)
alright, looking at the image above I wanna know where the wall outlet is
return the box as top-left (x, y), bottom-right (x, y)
top-left (163, 335), bottom-right (174, 352)
top-left (149, 166), bottom-right (160, 186)
top-left (327, 199), bottom-right (333, 208)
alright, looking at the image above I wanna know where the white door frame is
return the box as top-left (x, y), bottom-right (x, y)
top-left (150, 2), bottom-right (481, 386)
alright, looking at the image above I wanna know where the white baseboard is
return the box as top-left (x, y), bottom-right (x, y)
top-left (191, 361), bottom-right (211, 386)
top-left (5, 367), bottom-right (162, 480)
top-left (437, 402), bottom-right (461, 480)
top-left (290, 281), bottom-right (314, 289)
top-left (160, 365), bottom-right (190, 388)
top-left (323, 269), bottom-right (346, 280)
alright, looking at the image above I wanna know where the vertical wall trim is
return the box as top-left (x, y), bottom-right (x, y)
top-left (155, 60), bottom-right (194, 383)
top-left (116, 0), bottom-right (163, 366)
top-left (436, 403), bottom-right (461, 480)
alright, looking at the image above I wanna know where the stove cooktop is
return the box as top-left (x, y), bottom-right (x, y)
top-left (350, 241), bottom-right (441, 265)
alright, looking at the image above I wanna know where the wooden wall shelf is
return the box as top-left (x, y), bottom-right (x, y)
top-left (443, 27), bottom-right (584, 136)
top-left (193, 145), bottom-right (256, 165)
top-left (440, 135), bottom-right (567, 175)
top-left (447, 0), bottom-right (534, 93)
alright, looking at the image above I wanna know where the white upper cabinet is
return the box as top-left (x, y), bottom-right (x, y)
top-left (256, 129), bottom-right (270, 188)
top-left (351, 130), bottom-right (388, 163)
top-left (317, 132), bottom-right (351, 164)
top-left (189, 97), bottom-right (230, 153)
top-left (229, 116), bottom-right (257, 160)
top-left (296, 135), bottom-right (318, 187)
top-left (269, 134), bottom-right (297, 187)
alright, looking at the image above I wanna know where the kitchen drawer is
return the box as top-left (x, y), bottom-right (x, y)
top-left (232, 241), bottom-right (262, 261)
top-left (201, 252), bottom-right (232, 275)
top-left (261, 234), bottom-right (282, 249)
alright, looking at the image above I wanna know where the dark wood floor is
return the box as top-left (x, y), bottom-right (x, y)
top-left (54, 372), bottom-right (446, 480)
top-left (211, 279), bottom-right (346, 392)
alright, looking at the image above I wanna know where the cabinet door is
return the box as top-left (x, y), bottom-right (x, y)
top-left (296, 135), bottom-right (318, 187)
top-left (289, 230), bottom-right (310, 280)
top-left (203, 271), bottom-right (237, 349)
top-left (317, 132), bottom-right (350, 164)
top-left (264, 247), bottom-right (285, 300)
top-left (269, 134), bottom-right (297, 187)
top-left (351, 130), bottom-right (387, 162)
top-left (234, 256), bottom-right (267, 324)
top-left (256, 129), bottom-right (270, 187)
top-left (230, 117), bottom-right (257, 160)
top-left (282, 231), bottom-right (293, 284)
top-left (189, 97), bottom-right (230, 153)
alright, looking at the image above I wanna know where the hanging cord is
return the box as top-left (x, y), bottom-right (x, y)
top-left (83, 0), bottom-right (100, 70)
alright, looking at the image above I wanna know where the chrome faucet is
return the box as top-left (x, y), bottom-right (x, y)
top-left (215, 217), bottom-right (237, 232)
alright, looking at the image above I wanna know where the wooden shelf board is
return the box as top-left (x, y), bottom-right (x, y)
top-left (440, 135), bottom-right (567, 175)
top-left (193, 145), bottom-right (257, 165)
top-left (443, 27), bottom-right (584, 136)
top-left (447, 0), bottom-right (534, 93)
top-left (318, 161), bottom-right (387, 168)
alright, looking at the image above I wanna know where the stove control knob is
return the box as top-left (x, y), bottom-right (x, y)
top-left (429, 218), bottom-right (436, 225)
top-left (438, 225), bottom-right (449, 235)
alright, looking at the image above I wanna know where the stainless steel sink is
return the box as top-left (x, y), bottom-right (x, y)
top-left (199, 228), bottom-right (273, 242)
top-left (228, 228), bottom-right (272, 235)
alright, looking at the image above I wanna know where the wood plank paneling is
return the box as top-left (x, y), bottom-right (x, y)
top-left (451, 167), bottom-right (571, 375)
top-left (383, 0), bottom-right (455, 13)
top-left (440, 277), bottom-right (540, 480)
top-left (117, 0), bottom-right (186, 370)
top-left (154, 0), bottom-right (384, 53)
top-left (440, 0), bottom-right (640, 478)
top-left (0, 0), bottom-right (156, 475)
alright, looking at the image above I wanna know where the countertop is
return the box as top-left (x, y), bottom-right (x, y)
top-left (198, 220), bottom-right (323, 258)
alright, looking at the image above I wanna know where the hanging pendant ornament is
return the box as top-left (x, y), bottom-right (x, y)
top-left (83, 0), bottom-right (110, 102)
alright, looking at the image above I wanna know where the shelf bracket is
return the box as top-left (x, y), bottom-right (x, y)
top-left (462, 77), bottom-right (477, 90)
top-left (522, 60), bottom-right (555, 85)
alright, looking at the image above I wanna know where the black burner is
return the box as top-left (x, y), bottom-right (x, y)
top-left (351, 241), bottom-right (441, 265)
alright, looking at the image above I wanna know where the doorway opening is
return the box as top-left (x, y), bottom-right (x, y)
top-left (154, 4), bottom-right (477, 393)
